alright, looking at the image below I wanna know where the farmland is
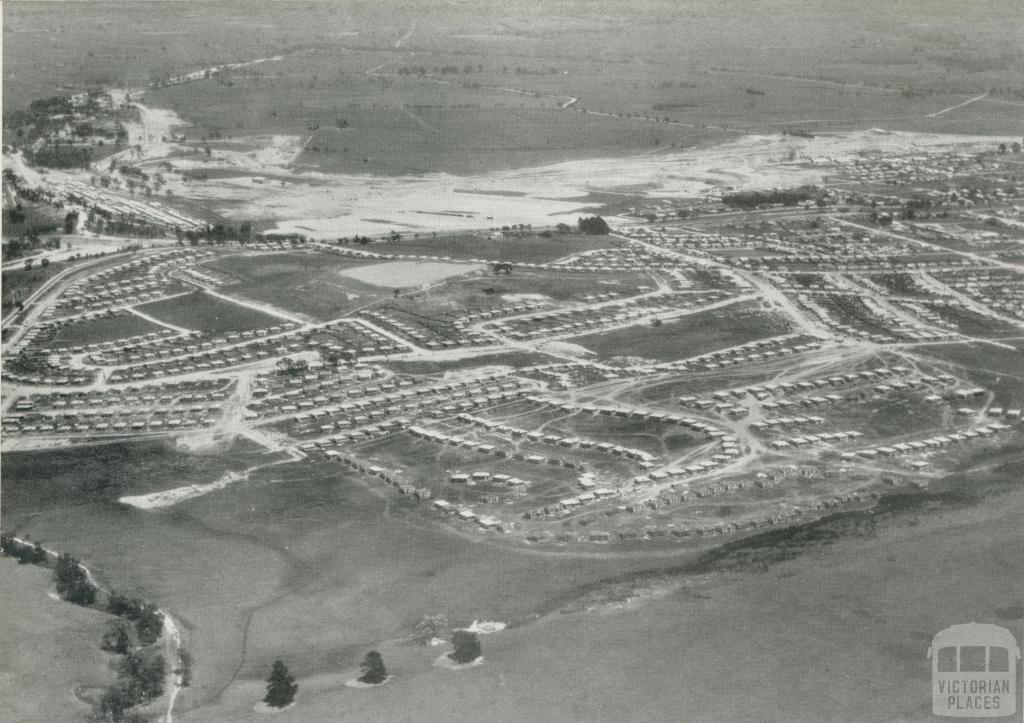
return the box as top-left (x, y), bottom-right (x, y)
top-left (3, 2), bottom-right (1024, 722)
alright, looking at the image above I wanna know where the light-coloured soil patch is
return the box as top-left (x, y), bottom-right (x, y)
top-left (537, 340), bottom-right (596, 357)
top-left (338, 261), bottom-right (483, 288)
top-left (344, 675), bottom-right (394, 689)
top-left (464, 620), bottom-right (507, 634)
top-left (254, 701), bottom-right (297, 715)
top-left (118, 470), bottom-right (248, 509)
top-left (434, 653), bottom-right (485, 670)
top-left (501, 293), bottom-right (551, 304)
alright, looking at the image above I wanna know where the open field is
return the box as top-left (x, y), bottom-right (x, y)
top-left (1, 445), bottom-right (675, 716)
top-left (0, 558), bottom-right (119, 723)
top-left (572, 301), bottom-right (790, 362)
top-left (381, 232), bottom-right (613, 264)
top-left (338, 260), bottom-right (482, 289)
top-left (93, 2), bottom-right (1024, 165)
top-left (916, 344), bottom-right (1024, 409)
top-left (135, 289), bottom-right (284, 332)
top-left (387, 351), bottom-right (551, 375)
top-left (52, 312), bottom-right (163, 346)
top-left (0, 438), bottom-right (275, 515)
top-left (9, 441), bottom-right (1011, 723)
top-left (202, 251), bottom-right (391, 321)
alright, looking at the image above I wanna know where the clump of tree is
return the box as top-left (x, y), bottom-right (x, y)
top-left (577, 216), bottom-right (610, 235)
top-left (449, 630), bottom-right (482, 664)
top-left (358, 651), bottom-right (388, 685)
top-left (0, 534), bottom-right (49, 565)
top-left (107, 593), bottom-right (164, 645)
top-left (92, 648), bottom-right (166, 721)
top-left (26, 144), bottom-right (93, 169)
top-left (264, 660), bottom-right (299, 708)
top-left (101, 619), bottom-right (139, 655)
top-left (412, 613), bottom-right (450, 645)
top-left (54, 553), bottom-right (97, 606)
top-left (275, 357), bottom-right (310, 378)
top-left (722, 187), bottom-right (818, 209)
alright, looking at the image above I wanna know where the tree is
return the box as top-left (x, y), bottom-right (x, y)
top-left (449, 630), bottom-right (482, 664)
top-left (64, 210), bottom-right (79, 234)
top-left (54, 553), bottom-right (96, 606)
top-left (358, 651), bottom-right (387, 684)
top-left (124, 649), bottom-right (165, 700)
top-left (275, 357), bottom-right (309, 377)
top-left (134, 603), bottom-right (164, 645)
top-left (7, 205), bottom-right (26, 224)
top-left (264, 660), bottom-right (298, 708)
top-left (412, 613), bottom-right (449, 645)
top-left (101, 619), bottom-right (139, 655)
top-left (93, 681), bottom-right (141, 721)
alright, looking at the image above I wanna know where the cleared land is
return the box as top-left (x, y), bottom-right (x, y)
top-left (572, 302), bottom-right (790, 361)
top-left (385, 232), bottom-right (612, 264)
top-left (338, 260), bottom-right (482, 288)
top-left (202, 252), bottom-right (391, 321)
top-left (52, 313), bottom-right (163, 346)
top-left (135, 290), bottom-right (282, 332)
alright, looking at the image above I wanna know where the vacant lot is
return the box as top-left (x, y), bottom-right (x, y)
top-left (574, 302), bottom-right (789, 362)
top-left (52, 312), bottom-right (163, 346)
top-left (383, 232), bottom-right (613, 264)
top-left (338, 260), bottom-right (482, 288)
top-left (0, 559), bottom-right (118, 723)
top-left (135, 290), bottom-right (282, 333)
top-left (917, 343), bottom-right (1024, 409)
top-left (203, 251), bottom-right (390, 321)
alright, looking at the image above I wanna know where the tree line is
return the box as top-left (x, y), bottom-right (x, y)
top-left (1, 535), bottom-right (179, 722)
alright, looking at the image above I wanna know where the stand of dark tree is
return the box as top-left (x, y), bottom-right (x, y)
top-left (577, 215), bottom-right (610, 235)
top-left (722, 187), bottom-right (818, 209)
top-left (1, 536), bottom-right (171, 722)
